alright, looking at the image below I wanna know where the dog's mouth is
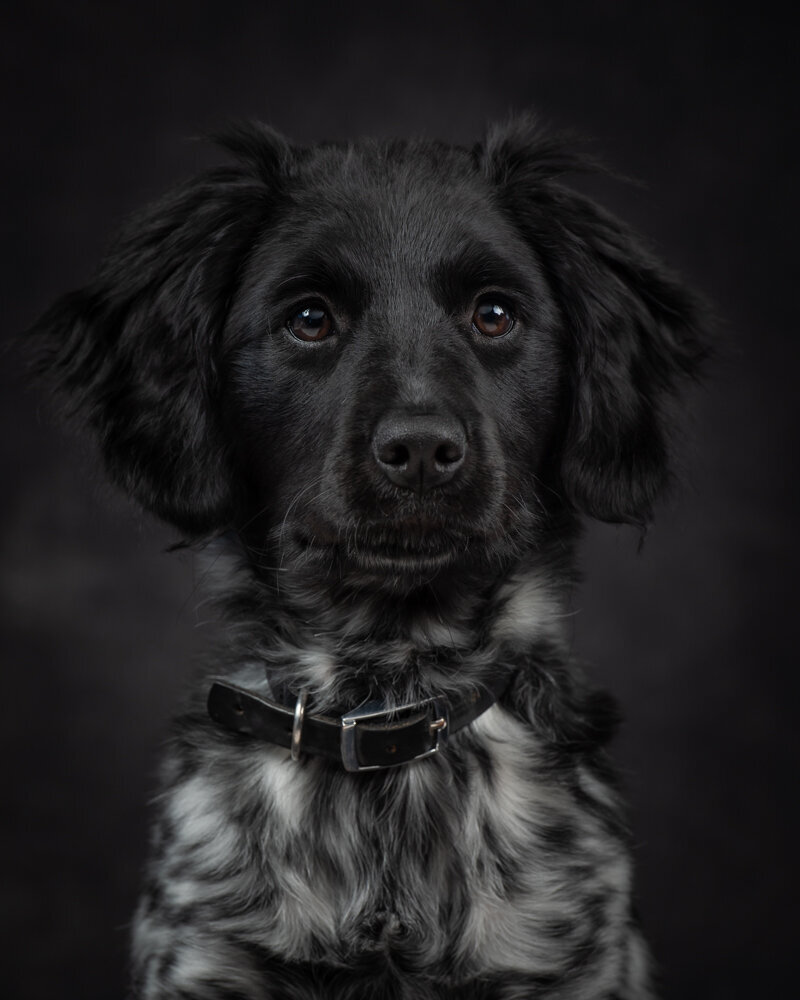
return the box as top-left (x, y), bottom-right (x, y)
top-left (291, 520), bottom-right (476, 577)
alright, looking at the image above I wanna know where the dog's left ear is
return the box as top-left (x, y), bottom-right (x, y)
top-left (479, 116), bottom-right (709, 527)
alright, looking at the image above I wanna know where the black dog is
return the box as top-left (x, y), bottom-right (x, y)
top-left (33, 116), bottom-right (705, 999)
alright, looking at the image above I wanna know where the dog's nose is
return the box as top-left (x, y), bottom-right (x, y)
top-left (372, 413), bottom-right (466, 493)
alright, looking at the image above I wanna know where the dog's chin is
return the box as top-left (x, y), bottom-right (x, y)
top-left (347, 545), bottom-right (458, 576)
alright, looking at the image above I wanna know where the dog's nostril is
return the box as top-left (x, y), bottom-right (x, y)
top-left (435, 441), bottom-right (463, 467)
top-left (379, 442), bottom-right (410, 468)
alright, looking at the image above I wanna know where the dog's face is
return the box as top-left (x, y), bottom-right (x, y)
top-left (32, 118), bottom-right (705, 593)
top-left (224, 146), bottom-right (565, 585)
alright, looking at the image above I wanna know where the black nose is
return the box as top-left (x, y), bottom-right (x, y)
top-left (372, 412), bottom-right (467, 493)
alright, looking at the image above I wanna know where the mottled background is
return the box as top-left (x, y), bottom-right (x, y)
top-left (2, 2), bottom-right (796, 998)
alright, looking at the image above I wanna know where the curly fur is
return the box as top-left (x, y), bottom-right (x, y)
top-left (32, 115), bottom-right (706, 999)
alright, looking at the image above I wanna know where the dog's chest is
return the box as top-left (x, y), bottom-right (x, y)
top-left (156, 704), bottom-right (631, 983)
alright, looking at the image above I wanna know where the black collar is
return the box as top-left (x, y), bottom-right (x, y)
top-left (207, 671), bottom-right (513, 772)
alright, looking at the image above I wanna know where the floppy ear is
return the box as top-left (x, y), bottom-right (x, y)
top-left (30, 124), bottom-right (292, 536)
top-left (480, 116), bottom-right (708, 527)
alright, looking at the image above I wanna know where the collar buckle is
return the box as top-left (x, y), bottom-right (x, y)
top-left (340, 697), bottom-right (449, 772)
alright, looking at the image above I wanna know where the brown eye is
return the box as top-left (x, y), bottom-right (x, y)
top-left (472, 300), bottom-right (513, 338)
top-left (287, 306), bottom-right (334, 342)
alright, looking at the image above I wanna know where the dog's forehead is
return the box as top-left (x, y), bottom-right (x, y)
top-left (277, 144), bottom-right (525, 283)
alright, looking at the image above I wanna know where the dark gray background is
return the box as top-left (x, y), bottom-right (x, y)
top-left (2, 2), bottom-right (797, 998)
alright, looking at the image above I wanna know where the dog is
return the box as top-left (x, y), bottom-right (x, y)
top-left (32, 115), bottom-right (706, 999)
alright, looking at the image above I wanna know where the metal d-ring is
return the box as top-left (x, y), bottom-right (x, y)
top-left (291, 688), bottom-right (309, 762)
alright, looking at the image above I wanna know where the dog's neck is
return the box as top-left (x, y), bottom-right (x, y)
top-left (199, 533), bottom-right (575, 713)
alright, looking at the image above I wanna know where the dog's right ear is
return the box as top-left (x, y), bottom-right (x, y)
top-left (29, 124), bottom-right (293, 537)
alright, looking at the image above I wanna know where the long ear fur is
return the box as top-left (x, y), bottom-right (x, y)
top-left (479, 114), bottom-right (708, 527)
top-left (30, 124), bottom-right (293, 536)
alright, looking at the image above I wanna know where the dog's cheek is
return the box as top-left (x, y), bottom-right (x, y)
top-left (222, 339), bottom-right (349, 535)
top-left (486, 335), bottom-right (567, 514)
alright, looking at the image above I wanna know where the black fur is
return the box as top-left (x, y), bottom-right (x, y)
top-left (32, 115), bottom-right (706, 999)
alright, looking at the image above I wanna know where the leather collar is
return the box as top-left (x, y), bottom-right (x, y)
top-left (207, 671), bottom-right (513, 772)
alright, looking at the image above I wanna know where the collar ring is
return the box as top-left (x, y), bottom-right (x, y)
top-left (291, 688), bottom-right (309, 761)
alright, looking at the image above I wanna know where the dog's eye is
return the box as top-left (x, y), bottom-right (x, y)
top-left (287, 306), bottom-right (334, 342)
top-left (472, 300), bottom-right (514, 338)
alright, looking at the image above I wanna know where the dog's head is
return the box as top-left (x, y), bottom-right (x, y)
top-left (32, 117), bottom-right (706, 589)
